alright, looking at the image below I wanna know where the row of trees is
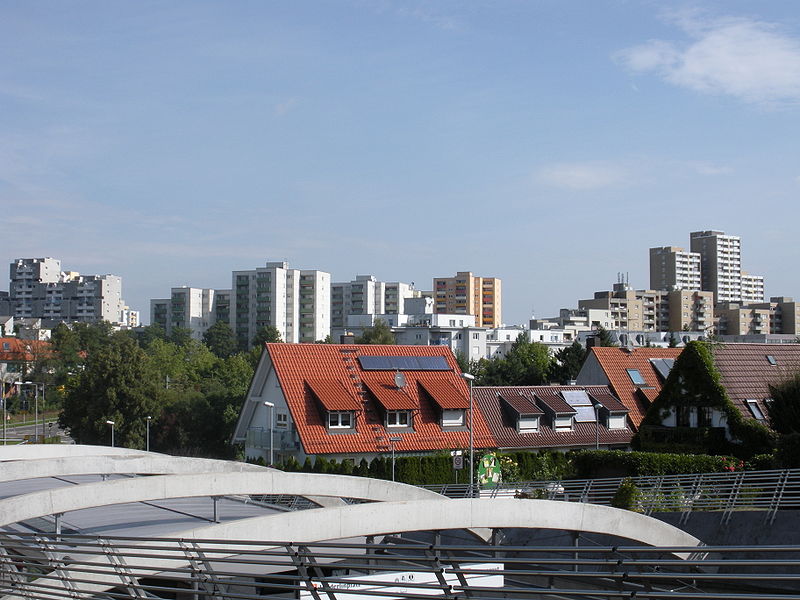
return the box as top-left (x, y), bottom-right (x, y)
top-left (32, 321), bottom-right (278, 456)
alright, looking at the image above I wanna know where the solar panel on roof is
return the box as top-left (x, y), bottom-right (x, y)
top-left (650, 358), bottom-right (675, 382)
top-left (573, 406), bottom-right (598, 422)
top-left (358, 355), bottom-right (450, 371)
top-left (561, 390), bottom-right (592, 406)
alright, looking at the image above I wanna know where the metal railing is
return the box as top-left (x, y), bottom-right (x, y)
top-left (423, 468), bottom-right (800, 524)
top-left (4, 532), bottom-right (800, 599)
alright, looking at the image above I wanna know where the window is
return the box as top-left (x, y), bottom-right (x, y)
top-left (518, 415), bottom-right (539, 433)
top-left (697, 406), bottom-right (712, 427)
top-left (328, 411), bottom-right (353, 428)
top-left (766, 355), bottom-right (777, 366)
top-left (386, 410), bottom-right (410, 428)
top-left (442, 409), bottom-right (464, 427)
top-left (473, 333), bottom-right (479, 339)
top-left (626, 369), bottom-right (646, 385)
top-left (677, 406), bottom-right (691, 427)
top-left (449, 319), bottom-right (456, 327)
top-left (276, 413), bottom-right (288, 428)
top-left (554, 415), bottom-right (573, 431)
top-left (746, 400), bottom-right (765, 421)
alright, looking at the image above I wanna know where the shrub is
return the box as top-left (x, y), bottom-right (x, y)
top-left (611, 478), bottom-right (642, 512)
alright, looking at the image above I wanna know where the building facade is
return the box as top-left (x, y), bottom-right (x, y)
top-left (330, 276), bottom-right (417, 330)
top-left (649, 246), bottom-right (701, 291)
top-left (150, 287), bottom-right (229, 340)
top-left (231, 261), bottom-right (330, 346)
top-left (433, 272), bottom-right (502, 328)
top-left (9, 258), bottom-right (128, 325)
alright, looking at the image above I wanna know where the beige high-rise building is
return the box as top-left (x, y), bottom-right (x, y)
top-left (578, 282), bottom-right (713, 333)
top-left (433, 271), bottom-right (501, 327)
top-left (716, 296), bottom-right (800, 335)
top-left (690, 230), bottom-right (742, 302)
top-left (649, 246), bottom-right (701, 291)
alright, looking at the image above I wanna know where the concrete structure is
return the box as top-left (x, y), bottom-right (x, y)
top-left (433, 271), bottom-right (502, 328)
top-left (9, 258), bottom-right (130, 325)
top-left (649, 246), bottom-right (701, 291)
top-left (231, 261), bottom-right (330, 346)
top-left (579, 280), bottom-right (713, 334)
top-left (331, 276), bottom-right (417, 329)
top-left (150, 286), bottom-right (229, 340)
top-left (690, 229), bottom-right (765, 303)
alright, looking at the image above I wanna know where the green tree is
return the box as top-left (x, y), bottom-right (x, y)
top-left (767, 372), bottom-right (800, 435)
top-left (594, 326), bottom-right (617, 347)
top-left (251, 325), bottom-right (282, 348)
top-left (481, 334), bottom-right (552, 385)
top-left (668, 332), bottom-right (679, 348)
top-left (137, 324), bottom-right (167, 348)
top-left (202, 321), bottom-right (238, 358)
top-left (169, 326), bottom-right (194, 347)
top-left (59, 333), bottom-right (160, 448)
top-left (355, 319), bottom-right (395, 344)
top-left (549, 341), bottom-right (587, 384)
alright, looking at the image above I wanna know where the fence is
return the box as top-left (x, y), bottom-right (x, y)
top-left (423, 468), bottom-right (800, 524)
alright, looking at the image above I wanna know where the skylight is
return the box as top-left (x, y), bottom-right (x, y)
top-left (746, 399), bottom-right (765, 421)
top-left (626, 369), bottom-right (646, 385)
top-left (766, 355), bottom-right (777, 366)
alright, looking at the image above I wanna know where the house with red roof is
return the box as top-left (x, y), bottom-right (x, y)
top-left (636, 342), bottom-right (800, 455)
top-left (233, 343), bottom-right (635, 465)
top-left (474, 385), bottom-right (631, 451)
top-left (574, 347), bottom-right (683, 431)
top-left (232, 343), bottom-right (495, 464)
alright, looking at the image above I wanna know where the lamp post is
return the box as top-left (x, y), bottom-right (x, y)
top-left (13, 381), bottom-right (41, 442)
top-left (460, 372), bottom-right (475, 497)
top-left (106, 420), bottom-right (115, 447)
top-left (146, 416), bottom-right (152, 452)
top-left (389, 435), bottom-right (402, 481)
top-left (263, 401), bottom-right (274, 466)
top-left (593, 402), bottom-right (600, 450)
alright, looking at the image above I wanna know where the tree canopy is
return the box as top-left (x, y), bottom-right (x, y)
top-left (251, 325), bottom-right (282, 348)
top-left (355, 319), bottom-right (395, 345)
top-left (549, 341), bottom-right (587, 384)
top-left (481, 333), bottom-right (552, 386)
top-left (202, 321), bottom-right (238, 358)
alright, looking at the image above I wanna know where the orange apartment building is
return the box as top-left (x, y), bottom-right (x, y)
top-left (433, 272), bottom-right (502, 328)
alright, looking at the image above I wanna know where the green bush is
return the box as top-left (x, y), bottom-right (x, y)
top-left (611, 478), bottom-right (642, 512)
top-left (571, 450), bottom-right (742, 478)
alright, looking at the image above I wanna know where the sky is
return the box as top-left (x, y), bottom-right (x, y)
top-left (2, 0), bottom-right (800, 325)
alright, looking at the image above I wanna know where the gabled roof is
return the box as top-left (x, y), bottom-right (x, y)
top-left (474, 385), bottom-right (632, 450)
top-left (711, 343), bottom-right (800, 420)
top-left (264, 343), bottom-right (494, 455)
top-left (534, 388), bottom-right (576, 415)
top-left (0, 338), bottom-right (51, 363)
top-left (498, 391), bottom-right (542, 416)
top-left (577, 347), bottom-right (683, 430)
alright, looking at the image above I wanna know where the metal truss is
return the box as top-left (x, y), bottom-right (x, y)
top-left (2, 532), bottom-right (800, 599)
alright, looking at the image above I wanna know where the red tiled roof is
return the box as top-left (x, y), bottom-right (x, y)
top-left (362, 375), bottom-right (418, 410)
top-left (711, 344), bottom-right (800, 419)
top-left (0, 338), bottom-right (51, 363)
top-left (266, 343), bottom-right (494, 455)
top-left (498, 391), bottom-right (542, 415)
top-left (581, 347), bottom-right (683, 430)
top-left (474, 385), bottom-right (632, 450)
top-left (306, 379), bottom-right (362, 411)
top-left (419, 380), bottom-right (470, 410)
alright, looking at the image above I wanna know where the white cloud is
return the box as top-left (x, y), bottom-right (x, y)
top-left (615, 13), bottom-right (800, 106)
top-left (535, 161), bottom-right (631, 190)
top-left (688, 161), bottom-right (733, 176)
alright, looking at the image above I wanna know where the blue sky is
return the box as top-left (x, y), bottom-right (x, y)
top-left (2, 1), bottom-right (799, 325)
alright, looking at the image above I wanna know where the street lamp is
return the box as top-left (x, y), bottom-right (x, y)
top-left (388, 435), bottom-right (402, 481)
top-left (13, 381), bottom-right (41, 442)
top-left (460, 372), bottom-right (475, 496)
top-left (146, 416), bottom-right (152, 452)
top-left (106, 420), bottom-right (115, 447)
top-left (593, 402), bottom-right (600, 450)
top-left (263, 401), bottom-right (274, 466)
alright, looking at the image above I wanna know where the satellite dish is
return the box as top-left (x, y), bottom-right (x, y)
top-left (394, 371), bottom-right (406, 389)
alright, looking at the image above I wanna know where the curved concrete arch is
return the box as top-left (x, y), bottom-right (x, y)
top-left (0, 444), bottom-right (151, 462)
top-left (0, 454), bottom-right (266, 483)
top-left (0, 471), bottom-right (445, 527)
top-left (2, 499), bottom-right (702, 600)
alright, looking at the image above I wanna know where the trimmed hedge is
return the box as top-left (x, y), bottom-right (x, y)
top-left (571, 449), bottom-right (743, 478)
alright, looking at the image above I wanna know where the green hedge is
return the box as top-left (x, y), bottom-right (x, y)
top-left (571, 450), bottom-right (743, 478)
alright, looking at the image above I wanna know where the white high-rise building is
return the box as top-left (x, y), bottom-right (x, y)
top-left (331, 276), bottom-right (417, 329)
top-left (649, 246), bottom-right (701, 291)
top-left (231, 261), bottom-right (330, 346)
top-left (9, 258), bottom-right (128, 325)
top-left (150, 287), bottom-right (229, 340)
top-left (690, 230), bottom-right (764, 303)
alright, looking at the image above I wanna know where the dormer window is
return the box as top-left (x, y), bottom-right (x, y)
top-left (442, 409), bottom-right (465, 427)
top-left (518, 414), bottom-right (539, 433)
top-left (553, 415), bottom-right (573, 431)
top-left (386, 410), bottom-right (411, 428)
top-left (328, 411), bottom-right (353, 429)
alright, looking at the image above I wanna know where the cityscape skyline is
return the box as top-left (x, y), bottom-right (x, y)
top-left (2, 2), bottom-right (799, 324)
